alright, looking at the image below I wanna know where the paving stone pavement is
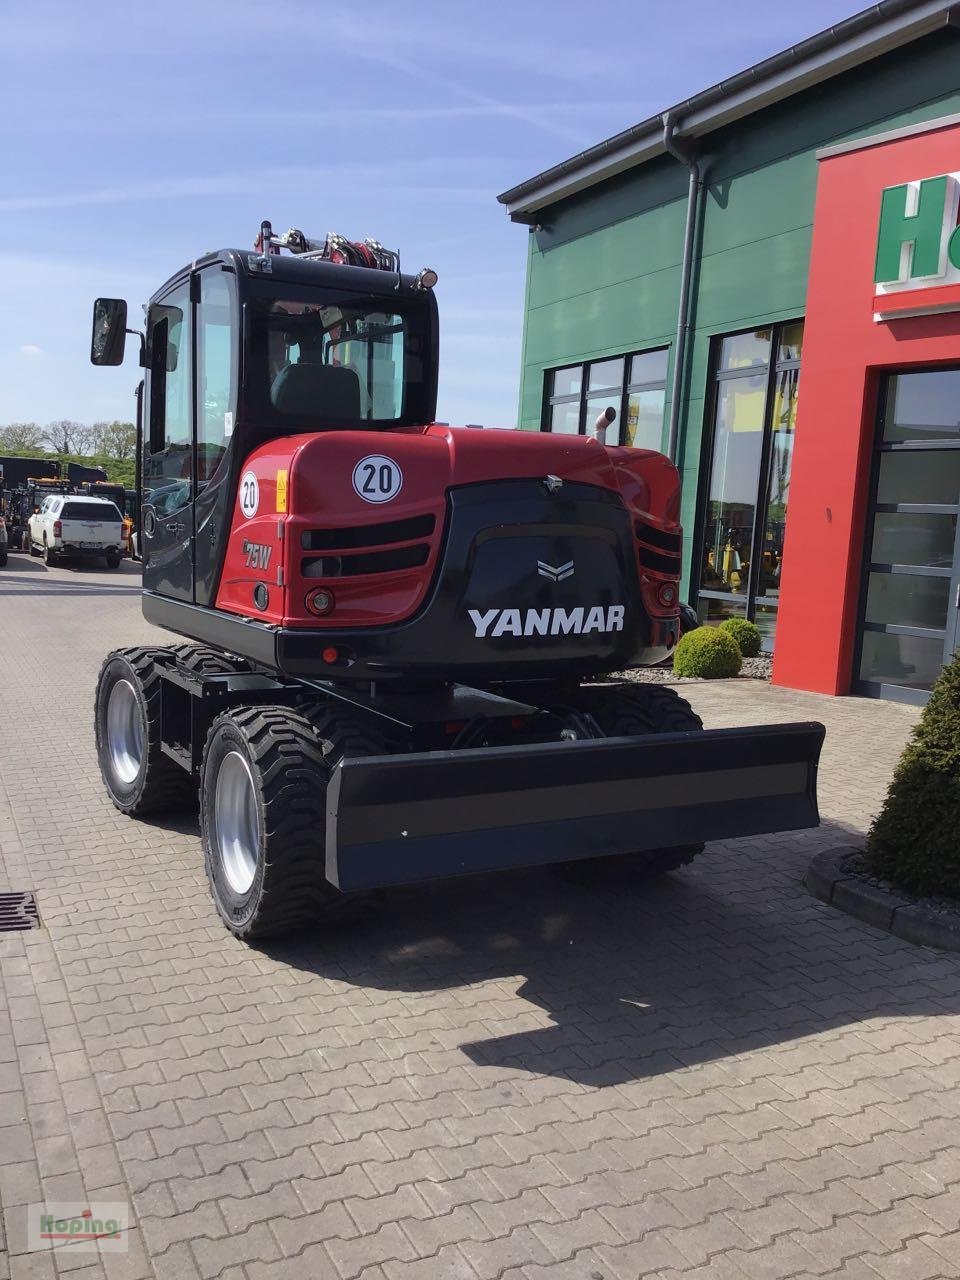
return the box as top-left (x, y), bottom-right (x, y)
top-left (1, 553), bottom-right (959, 1280)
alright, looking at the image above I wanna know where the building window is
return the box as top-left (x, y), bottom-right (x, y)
top-left (543, 348), bottom-right (668, 448)
top-left (697, 320), bottom-right (803, 651)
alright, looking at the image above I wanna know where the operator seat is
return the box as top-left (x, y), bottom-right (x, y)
top-left (271, 363), bottom-right (362, 420)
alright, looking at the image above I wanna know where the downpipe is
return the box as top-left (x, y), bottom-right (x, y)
top-left (661, 111), bottom-right (707, 464)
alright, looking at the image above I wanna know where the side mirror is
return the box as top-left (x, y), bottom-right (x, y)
top-left (91, 298), bottom-right (128, 366)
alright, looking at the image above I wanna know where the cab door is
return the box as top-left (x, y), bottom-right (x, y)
top-left (142, 278), bottom-right (194, 600)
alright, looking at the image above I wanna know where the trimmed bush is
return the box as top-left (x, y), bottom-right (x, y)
top-left (719, 616), bottom-right (762, 658)
top-left (865, 653), bottom-right (960, 897)
top-left (673, 626), bottom-right (742, 679)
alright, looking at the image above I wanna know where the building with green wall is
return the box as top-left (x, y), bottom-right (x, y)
top-left (498, 0), bottom-right (960, 660)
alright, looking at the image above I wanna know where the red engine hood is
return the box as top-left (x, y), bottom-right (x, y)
top-left (284, 425), bottom-right (681, 525)
top-left (215, 424), bottom-right (682, 630)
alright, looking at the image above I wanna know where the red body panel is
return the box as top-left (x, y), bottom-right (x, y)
top-left (773, 119), bottom-right (960, 695)
top-left (215, 425), bottom-right (682, 628)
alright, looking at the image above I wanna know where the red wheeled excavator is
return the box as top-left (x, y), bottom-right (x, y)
top-left (89, 221), bottom-right (823, 940)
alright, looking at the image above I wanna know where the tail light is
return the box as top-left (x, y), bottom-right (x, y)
top-left (306, 588), bottom-right (335, 617)
top-left (53, 520), bottom-right (62, 538)
top-left (634, 520), bottom-right (682, 618)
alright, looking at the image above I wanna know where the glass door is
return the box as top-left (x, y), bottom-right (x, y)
top-left (696, 321), bottom-right (803, 651)
top-left (856, 369), bottom-right (960, 703)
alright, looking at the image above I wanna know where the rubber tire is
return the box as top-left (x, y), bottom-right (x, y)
top-left (105, 551), bottom-right (121, 569)
top-left (95, 647), bottom-right (193, 816)
top-left (201, 704), bottom-right (387, 940)
top-left (169, 643), bottom-right (250, 677)
top-left (557, 684), bottom-right (706, 879)
top-left (42, 539), bottom-right (56, 566)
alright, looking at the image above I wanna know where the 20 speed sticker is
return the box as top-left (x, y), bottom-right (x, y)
top-left (239, 471), bottom-right (259, 517)
top-left (352, 455), bottom-right (403, 504)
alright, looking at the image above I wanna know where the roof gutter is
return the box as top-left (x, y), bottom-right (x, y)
top-left (498, 0), bottom-right (959, 220)
top-left (660, 112), bottom-right (706, 464)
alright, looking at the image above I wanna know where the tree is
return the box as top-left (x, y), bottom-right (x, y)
top-left (43, 420), bottom-right (99, 455)
top-left (96, 420), bottom-right (137, 462)
top-left (865, 652), bottom-right (960, 896)
top-left (0, 422), bottom-right (45, 452)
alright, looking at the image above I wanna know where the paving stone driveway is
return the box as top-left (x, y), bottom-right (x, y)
top-left (1, 553), bottom-right (959, 1280)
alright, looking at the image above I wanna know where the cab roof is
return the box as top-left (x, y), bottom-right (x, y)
top-left (150, 249), bottom-right (428, 306)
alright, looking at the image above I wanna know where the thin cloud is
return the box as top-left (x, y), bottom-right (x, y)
top-left (25, 100), bottom-right (640, 138)
top-left (252, 5), bottom-right (597, 146)
top-left (336, 45), bottom-right (593, 145)
top-left (19, 344), bottom-right (43, 356)
top-left (0, 163), bottom-right (496, 214)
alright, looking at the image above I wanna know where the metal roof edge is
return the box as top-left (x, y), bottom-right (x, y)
top-left (816, 107), bottom-right (960, 156)
top-left (497, 0), bottom-right (957, 220)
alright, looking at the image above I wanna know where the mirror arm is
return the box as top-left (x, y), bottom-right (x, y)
top-left (126, 329), bottom-right (147, 367)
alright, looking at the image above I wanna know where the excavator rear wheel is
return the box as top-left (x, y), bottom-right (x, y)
top-left (554, 683), bottom-right (706, 880)
top-left (95, 647), bottom-right (194, 816)
top-left (200, 703), bottom-right (390, 940)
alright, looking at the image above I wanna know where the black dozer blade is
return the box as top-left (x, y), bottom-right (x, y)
top-left (325, 721), bottom-right (825, 891)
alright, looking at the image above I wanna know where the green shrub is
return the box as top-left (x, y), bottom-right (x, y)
top-left (719, 616), bottom-right (762, 658)
top-left (865, 653), bottom-right (960, 897)
top-left (673, 626), bottom-right (742, 679)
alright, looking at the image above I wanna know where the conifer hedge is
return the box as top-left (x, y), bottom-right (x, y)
top-left (865, 653), bottom-right (960, 897)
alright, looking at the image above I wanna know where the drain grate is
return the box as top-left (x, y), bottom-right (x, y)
top-left (0, 892), bottom-right (41, 932)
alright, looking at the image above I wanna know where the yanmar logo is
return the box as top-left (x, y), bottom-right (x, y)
top-left (469, 605), bottom-right (625, 638)
top-left (537, 560), bottom-right (574, 582)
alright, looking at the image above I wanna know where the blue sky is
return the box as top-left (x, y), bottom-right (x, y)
top-left (0, 0), bottom-right (857, 430)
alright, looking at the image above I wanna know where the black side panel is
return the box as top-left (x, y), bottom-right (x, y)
top-left (142, 592), bottom-right (279, 666)
top-left (193, 436), bottom-right (239, 606)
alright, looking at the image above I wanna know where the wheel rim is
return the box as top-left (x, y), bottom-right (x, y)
top-left (106, 679), bottom-right (144, 785)
top-left (214, 750), bottom-right (260, 896)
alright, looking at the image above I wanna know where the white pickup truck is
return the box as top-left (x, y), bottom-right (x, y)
top-left (28, 494), bottom-right (125, 567)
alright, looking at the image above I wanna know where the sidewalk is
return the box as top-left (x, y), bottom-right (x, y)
top-left (3, 557), bottom-right (960, 1280)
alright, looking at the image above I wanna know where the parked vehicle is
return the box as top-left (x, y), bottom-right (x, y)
top-left (29, 495), bottom-right (124, 567)
top-left (75, 482), bottom-right (132, 558)
top-left (67, 462), bottom-right (109, 486)
top-left (0, 458), bottom-right (63, 552)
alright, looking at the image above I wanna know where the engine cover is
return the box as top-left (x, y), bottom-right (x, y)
top-left (273, 481), bottom-right (674, 680)
top-left (212, 425), bottom-right (682, 680)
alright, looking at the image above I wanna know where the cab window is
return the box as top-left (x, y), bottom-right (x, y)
top-left (145, 280), bottom-right (192, 515)
top-left (197, 269), bottom-right (237, 484)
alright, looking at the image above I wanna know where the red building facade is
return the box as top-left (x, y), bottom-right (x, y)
top-left (774, 114), bottom-right (960, 703)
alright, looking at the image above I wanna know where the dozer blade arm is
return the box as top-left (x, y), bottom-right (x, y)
top-left (325, 722), bottom-right (825, 891)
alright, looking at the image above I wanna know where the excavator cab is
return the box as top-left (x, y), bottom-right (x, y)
top-left (92, 222), bottom-right (439, 607)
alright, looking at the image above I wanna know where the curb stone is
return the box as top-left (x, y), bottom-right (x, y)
top-left (805, 845), bottom-right (960, 952)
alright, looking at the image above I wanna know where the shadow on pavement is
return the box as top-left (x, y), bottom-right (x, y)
top-left (0, 557), bottom-right (142, 594)
top-left (249, 816), bottom-right (956, 1088)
